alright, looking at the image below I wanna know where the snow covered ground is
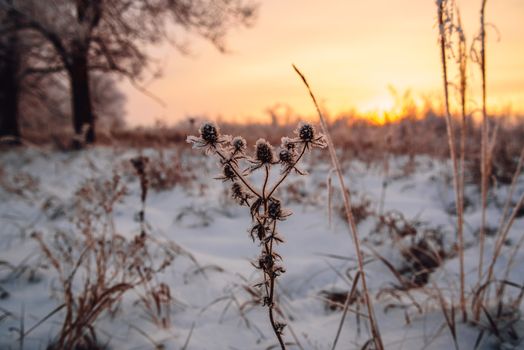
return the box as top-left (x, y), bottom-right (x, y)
top-left (0, 146), bottom-right (523, 349)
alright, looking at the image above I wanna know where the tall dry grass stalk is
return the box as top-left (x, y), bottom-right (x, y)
top-left (478, 0), bottom-right (489, 292)
top-left (437, 0), bottom-right (467, 321)
top-left (293, 65), bottom-right (384, 350)
top-left (473, 0), bottom-right (503, 322)
top-left (484, 148), bottom-right (524, 299)
top-left (331, 272), bottom-right (361, 350)
top-left (457, 8), bottom-right (468, 323)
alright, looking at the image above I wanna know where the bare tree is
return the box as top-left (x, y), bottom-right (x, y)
top-left (19, 72), bottom-right (126, 141)
top-left (2, 0), bottom-right (257, 146)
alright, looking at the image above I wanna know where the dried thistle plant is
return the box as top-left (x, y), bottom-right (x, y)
top-left (187, 121), bottom-right (326, 349)
top-left (32, 172), bottom-right (175, 349)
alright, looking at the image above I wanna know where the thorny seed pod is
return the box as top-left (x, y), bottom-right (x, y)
top-left (200, 122), bottom-right (219, 144)
top-left (231, 136), bottom-right (247, 153)
top-left (293, 122), bottom-right (327, 150)
top-left (250, 223), bottom-right (267, 242)
top-left (231, 182), bottom-right (243, 196)
top-left (187, 122), bottom-right (229, 154)
top-left (279, 149), bottom-right (293, 164)
top-left (231, 182), bottom-right (251, 206)
top-left (298, 123), bottom-right (314, 142)
top-left (268, 199), bottom-right (291, 221)
top-left (221, 164), bottom-right (236, 181)
top-left (268, 200), bottom-right (282, 220)
top-left (259, 253), bottom-right (274, 271)
top-left (255, 139), bottom-right (275, 164)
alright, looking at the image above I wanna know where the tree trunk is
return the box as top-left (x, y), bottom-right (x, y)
top-left (0, 29), bottom-right (21, 145)
top-left (68, 47), bottom-right (95, 147)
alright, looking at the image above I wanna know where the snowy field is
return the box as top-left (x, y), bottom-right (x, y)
top-left (1, 146), bottom-right (523, 349)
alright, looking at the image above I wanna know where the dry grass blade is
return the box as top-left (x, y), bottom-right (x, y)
top-left (480, 304), bottom-right (501, 339)
top-left (19, 305), bottom-right (24, 350)
top-left (484, 162), bottom-right (524, 287)
top-left (471, 279), bottom-right (524, 318)
top-left (434, 283), bottom-right (459, 350)
top-left (368, 247), bottom-right (424, 313)
top-left (327, 168), bottom-right (335, 229)
top-left (474, 329), bottom-right (485, 350)
top-left (293, 64), bottom-right (384, 350)
top-left (436, 0), bottom-right (467, 321)
top-left (331, 271), bottom-right (361, 350)
top-left (181, 322), bottom-right (196, 350)
top-left (21, 304), bottom-right (65, 339)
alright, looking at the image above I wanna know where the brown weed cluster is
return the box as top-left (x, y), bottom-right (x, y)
top-left (31, 169), bottom-right (176, 349)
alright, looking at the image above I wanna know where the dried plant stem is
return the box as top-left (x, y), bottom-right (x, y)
top-left (265, 219), bottom-right (286, 349)
top-left (331, 272), bottom-right (361, 350)
top-left (215, 148), bottom-right (261, 197)
top-left (457, 9), bottom-right (468, 322)
top-left (293, 64), bottom-right (384, 350)
top-left (263, 145), bottom-right (308, 350)
top-left (473, 0), bottom-right (491, 322)
top-left (478, 0), bottom-right (488, 288)
top-left (267, 145), bottom-right (307, 198)
top-left (212, 139), bottom-right (311, 350)
top-left (327, 169), bottom-right (335, 229)
top-left (497, 148), bottom-right (524, 231)
top-left (485, 147), bottom-right (524, 292)
top-left (262, 165), bottom-right (285, 349)
top-left (438, 1), bottom-right (467, 322)
top-left (496, 190), bottom-right (524, 300)
top-left (434, 282), bottom-right (459, 350)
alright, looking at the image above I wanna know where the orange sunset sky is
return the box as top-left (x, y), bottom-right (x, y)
top-left (120, 0), bottom-right (524, 126)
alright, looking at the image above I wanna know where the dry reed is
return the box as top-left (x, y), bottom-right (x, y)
top-left (437, 0), bottom-right (467, 321)
top-left (293, 64), bottom-right (384, 350)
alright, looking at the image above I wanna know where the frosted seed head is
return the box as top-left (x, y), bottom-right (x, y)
top-left (255, 139), bottom-right (275, 164)
top-left (279, 149), bottom-right (293, 163)
top-left (268, 200), bottom-right (282, 220)
top-left (232, 136), bottom-right (247, 152)
top-left (199, 122), bottom-right (219, 144)
top-left (231, 182), bottom-right (243, 197)
top-left (298, 123), bottom-right (315, 142)
top-left (222, 164), bottom-right (236, 180)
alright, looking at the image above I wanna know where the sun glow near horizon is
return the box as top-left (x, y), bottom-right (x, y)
top-left (120, 0), bottom-right (524, 127)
